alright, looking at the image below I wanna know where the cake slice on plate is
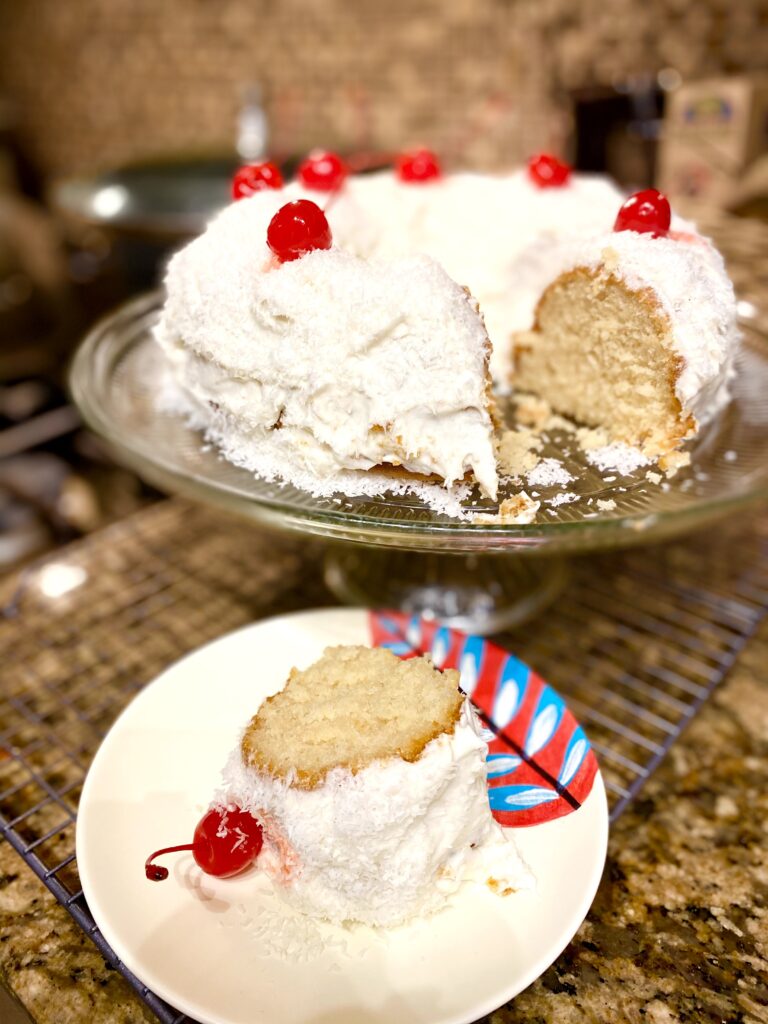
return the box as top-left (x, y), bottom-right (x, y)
top-left (218, 644), bottom-right (532, 926)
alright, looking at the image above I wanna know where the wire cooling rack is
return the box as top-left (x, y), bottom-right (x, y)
top-left (1, 499), bottom-right (767, 1024)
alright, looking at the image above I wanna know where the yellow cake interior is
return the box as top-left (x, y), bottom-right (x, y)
top-left (513, 268), bottom-right (696, 456)
top-left (241, 644), bottom-right (463, 789)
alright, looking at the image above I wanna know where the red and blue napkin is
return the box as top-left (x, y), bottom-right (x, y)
top-left (369, 611), bottom-right (598, 827)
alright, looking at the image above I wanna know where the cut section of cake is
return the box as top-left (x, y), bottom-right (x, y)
top-left (155, 191), bottom-right (499, 507)
top-left (217, 644), bottom-right (532, 926)
top-left (512, 194), bottom-right (739, 456)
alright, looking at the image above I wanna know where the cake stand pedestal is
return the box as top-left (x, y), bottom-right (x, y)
top-left (324, 548), bottom-right (568, 633)
top-left (70, 292), bottom-right (768, 634)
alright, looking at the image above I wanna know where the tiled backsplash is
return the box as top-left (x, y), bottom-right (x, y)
top-left (1, 0), bottom-right (766, 178)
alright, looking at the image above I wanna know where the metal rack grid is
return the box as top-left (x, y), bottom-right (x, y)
top-left (0, 498), bottom-right (767, 1024)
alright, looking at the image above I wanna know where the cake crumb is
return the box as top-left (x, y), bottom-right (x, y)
top-left (646, 471), bottom-right (662, 485)
top-left (597, 498), bottom-right (617, 512)
top-left (497, 427), bottom-right (542, 479)
top-left (575, 426), bottom-right (610, 451)
top-left (541, 413), bottom-right (576, 432)
top-left (487, 877), bottom-right (515, 897)
top-left (474, 491), bottom-right (540, 525)
top-left (659, 450), bottom-right (691, 478)
top-left (723, 450), bottom-right (737, 462)
top-left (499, 492), bottom-right (540, 523)
top-left (514, 393), bottom-right (552, 430)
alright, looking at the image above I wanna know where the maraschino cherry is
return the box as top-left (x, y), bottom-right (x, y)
top-left (231, 161), bottom-right (284, 200)
top-left (396, 148), bottom-right (442, 183)
top-left (297, 150), bottom-right (348, 191)
top-left (267, 199), bottom-right (332, 262)
top-left (527, 153), bottom-right (571, 188)
top-left (613, 188), bottom-right (671, 237)
top-left (145, 806), bottom-right (263, 881)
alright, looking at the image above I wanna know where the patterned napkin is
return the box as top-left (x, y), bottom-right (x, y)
top-left (370, 611), bottom-right (598, 827)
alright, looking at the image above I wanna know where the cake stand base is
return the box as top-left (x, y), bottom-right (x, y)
top-left (324, 548), bottom-right (568, 635)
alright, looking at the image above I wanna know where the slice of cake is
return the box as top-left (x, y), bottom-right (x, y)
top-left (217, 644), bottom-right (532, 926)
top-left (155, 189), bottom-right (499, 506)
top-left (512, 192), bottom-right (739, 456)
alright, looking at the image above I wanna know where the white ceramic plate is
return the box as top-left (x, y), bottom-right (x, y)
top-left (77, 608), bottom-right (608, 1024)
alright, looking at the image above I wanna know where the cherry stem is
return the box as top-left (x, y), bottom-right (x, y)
top-left (345, 150), bottom-right (397, 173)
top-left (145, 843), bottom-right (195, 881)
top-left (322, 177), bottom-right (347, 214)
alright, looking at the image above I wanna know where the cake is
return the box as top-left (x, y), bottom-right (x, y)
top-left (324, 164), bottom-right (625, 380)
top-left (512, 192), bottom-right (738, 455)
top-left (156, 150), bottom-right (741, 513)
top-left (216, 644), bottom-right (532, 926)
top-left (155, 186), bottom-right (499, 509)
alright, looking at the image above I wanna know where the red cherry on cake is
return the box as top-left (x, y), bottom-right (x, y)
top-left (231, 161), bottom-right (284, 200)
top-left (396, 148), bottom-right (442, 183)
top-left (267, 199), bottom-right (333, 263)
top-left (613, 189), bottom-right (671, 237)
top-left (145, 806), bottom-right (263, 881)
top-left (297, 150), bottom-right (348, 191)
top-left (527, 153), bottom-right (571, 188)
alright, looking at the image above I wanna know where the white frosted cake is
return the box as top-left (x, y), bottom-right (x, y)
top-left (216, 645), bottom-right (532, 927)
top-left (156, 151), bottom-right (741, 513)
top-left (320, 167), bottom-right (625, 379)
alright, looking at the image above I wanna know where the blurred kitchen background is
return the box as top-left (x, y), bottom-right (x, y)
top-left (0, 0), bottom-right (766, 573)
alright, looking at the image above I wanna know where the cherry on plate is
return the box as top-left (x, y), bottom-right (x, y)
top-left (145, 806), bottom-right (263, 881)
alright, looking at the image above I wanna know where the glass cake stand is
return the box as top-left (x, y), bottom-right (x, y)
top-left (70, 292), bottom-right (768, 632)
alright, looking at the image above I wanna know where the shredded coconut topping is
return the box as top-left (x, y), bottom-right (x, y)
top-left (548, 491), bottom-right (579, 507)
top-left (217, 700), bottom-right (532, 927)
top-left (586, 443), bottom-right (651, 475)
top-left (156, 189), bottom-right (499, 510)
top-left (526, 457), bottom-right (574, 488)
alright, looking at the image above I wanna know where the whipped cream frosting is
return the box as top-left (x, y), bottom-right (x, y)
top-left (515, 228), bottom-right (739, 427)
top-left (217, 699), bottom-right (533, 927)
top-left (156, 187), bottom-right (498, 503)
top-left (323, 170), bottom-right (625, 378)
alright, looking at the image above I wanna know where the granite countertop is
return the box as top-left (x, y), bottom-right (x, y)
top-left (0, 608), bottom-right (765, 1023)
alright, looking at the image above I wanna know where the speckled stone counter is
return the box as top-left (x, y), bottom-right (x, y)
top-left (0, 564), bottom-right (766, 1024)
top-left (496, 621), bottom-right (768, 1024)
